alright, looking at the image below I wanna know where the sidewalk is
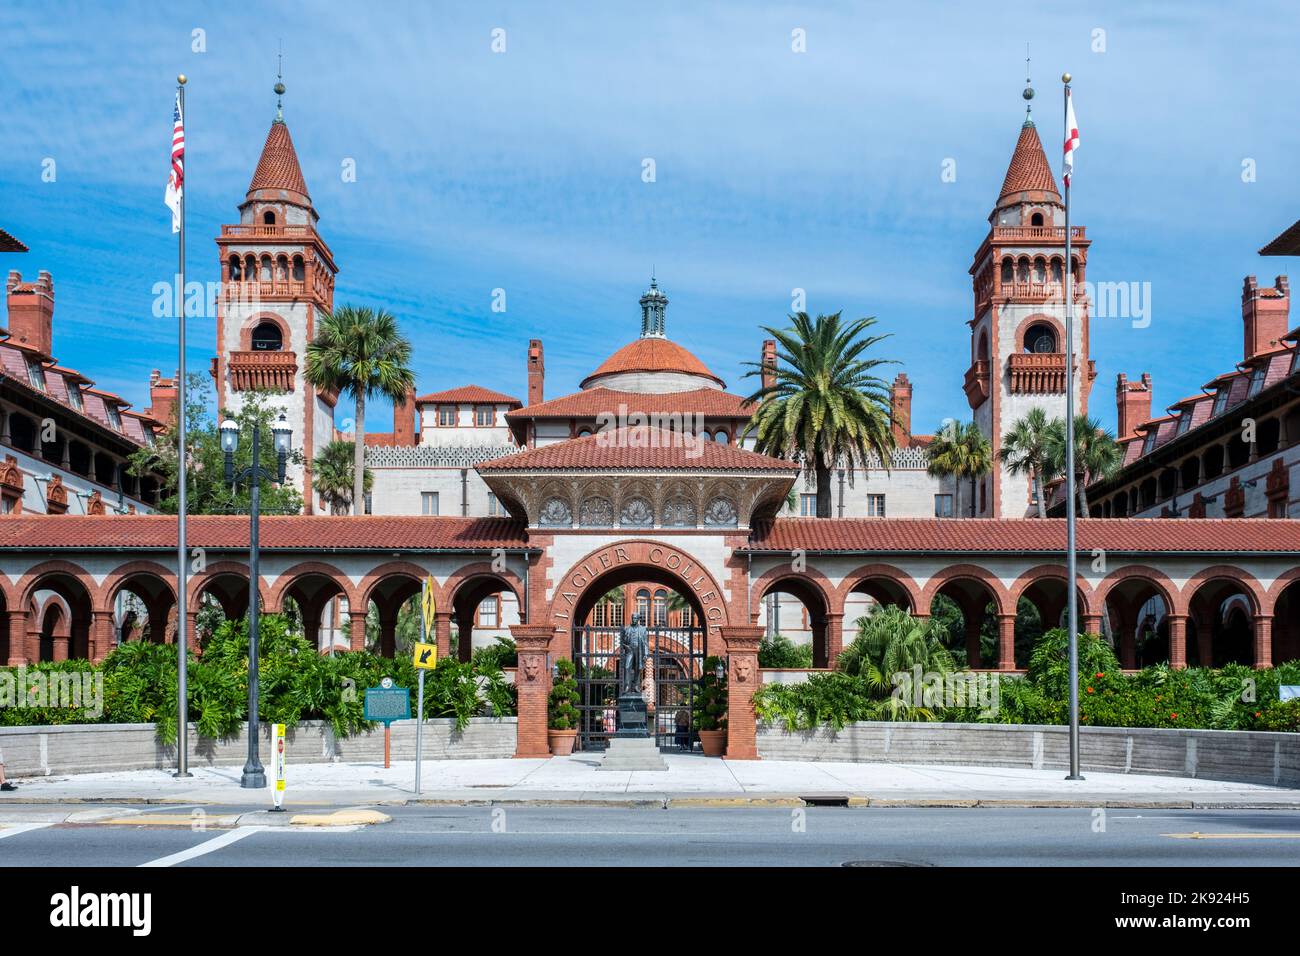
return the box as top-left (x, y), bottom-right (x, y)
top-left (1, 754), bottom-right (1297, 814)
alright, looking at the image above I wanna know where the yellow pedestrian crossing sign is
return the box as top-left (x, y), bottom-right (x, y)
top-left (412, 641), bottom-right (437, 670)
top-left (422, 575), bottom-right (437, 635)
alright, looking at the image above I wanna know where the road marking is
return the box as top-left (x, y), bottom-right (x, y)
top-left (1163, 832), bottom-right (1300, 840)
top-left (0, 823), bottom-right (54, 840)
top-left (140, 826), bottom-right (267, 867)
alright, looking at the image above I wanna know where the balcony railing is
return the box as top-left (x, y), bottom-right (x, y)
top-left (220, 224), bottom-right (316, 239)
top-left (228, 350), bottom-right (297, 392)
top-left (992, 225), bottom-right (1087, 241)
top-left (222, 279), bottom-right (314, 301)
top-left (963, 359), bottom-right (991, 408)
top-left (1007, 352), bottom-right (1067, 394)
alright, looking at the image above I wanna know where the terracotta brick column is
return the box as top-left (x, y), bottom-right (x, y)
top-left (720, 625), bottom-right (762, 760)
top-left (511, 625), bottom-right (554, 758)
top-left (434, 610), bottom-right (452, 662)
top-left (825, 612), bottom-right (844, 668)
top-left (1253, 615), bottom-right (1273, 670)
top-left (1167, 614), bottom-right (1188, 670)
top-left (90, 610), bottom-right (115, 663)
top-left (997, 613), bottom-right (1017, 671)
top-left (186, 610), bottom-right (200, 654)
top-left (5, 611), bottom-right (25, 666)
top-left (347, 612), bottom-right (367, 651)
top-left (1081, 612), bottom-right (1102, 636)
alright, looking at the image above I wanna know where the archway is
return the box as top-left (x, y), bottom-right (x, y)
top-left (104, 565), bottom-right (176, 647)
top-left (924, 570), bottom-right (1009, 669)
top-left (753, 573), bottom-right (835, 668)
top-left (1099, 569), bottom-right (1176, 669)
top-left (359, 565), bottom-right (426, 659)
top-left (1011, 568), bottom-right (1095, 668)
top-left (1270, 576), bottom-right (1300, 664)
top-left (839, 565), bottom-right (921, 654)
top-left (447, 567), bottom-right (523, 664)
top-left (19, 565), bottom-right (94, 661)
top-left (1186, 571), bottom-right (1261, 668)
top-left (274, 564), bottom-right (353, 653)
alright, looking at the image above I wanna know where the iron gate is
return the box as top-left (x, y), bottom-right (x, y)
top-left (573, 625), bottom-right (706, 752)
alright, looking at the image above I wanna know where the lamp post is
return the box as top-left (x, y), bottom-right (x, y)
top-left (221, 412), bottom-right (292, 789)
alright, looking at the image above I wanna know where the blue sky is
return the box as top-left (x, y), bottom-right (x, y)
top-left (2, 1), bottom-right (1297, 435)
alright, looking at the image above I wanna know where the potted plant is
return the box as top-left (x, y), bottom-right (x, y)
top-left (693, 655), bottom-right (728, 756)
top-left (547, 658), bottom-right (580, 756)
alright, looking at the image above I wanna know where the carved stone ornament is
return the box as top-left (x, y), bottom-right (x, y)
top-left (620, 497), bottom-right (654, 527)
top-left (538, 496), bottom-right (572, 527)
top-left (522, 656), bottom-right (542, 683)
top-left (703, 496), bottom-right (738, 527)
top-left (661, 496), bottom-right (696, 527)
top-left (579, 496), bottom-right (614, 527)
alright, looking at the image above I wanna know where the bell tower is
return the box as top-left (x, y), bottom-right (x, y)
top-left (215, 72), bottom-right (338, 511)
top-left (964, 77), bottom-right (1094, 517)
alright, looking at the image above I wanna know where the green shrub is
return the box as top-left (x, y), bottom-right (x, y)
top-left (693, 656), bottom-right (728, 731)
top-left (758, 634), bottom-right (814, 669)
top-left (472, 637), bottom-right (518, 671)
top-left (547, 658), bottom-right (579, 731)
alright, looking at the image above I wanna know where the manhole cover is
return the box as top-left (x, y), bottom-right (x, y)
top-left (841, 860), bottom-right (930, 868)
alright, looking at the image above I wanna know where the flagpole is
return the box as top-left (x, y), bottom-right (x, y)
top-left (1062, 72), bottom-right (1082, 781)
top-left (175, 74), bottom-right (192, 778)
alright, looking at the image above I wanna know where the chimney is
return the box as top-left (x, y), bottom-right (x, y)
top-left (761, 339), bottom-right (777, 391)
top-left (393, 385), bottom-right (418, 446)
top-left (1116, 372), bottom-right (1153, 441)
top-left (1242, 275), bottom-right (1290, 361)
top-left (527, 339), bottom-right (545, 405)
top-left (146, 369), bottom-right (179, 427)
top-left (5, 270), bottom-right (54, 356)
top-left (890, 373), bottom-right (912, 447)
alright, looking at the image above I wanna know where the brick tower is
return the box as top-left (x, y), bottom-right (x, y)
top-left (964, 89), bottom-right (1094, 517)
top-left (215, 78), bottom-right (337, 511)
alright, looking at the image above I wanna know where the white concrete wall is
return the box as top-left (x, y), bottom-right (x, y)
top-left (2, 444), bottom-right (154, 515)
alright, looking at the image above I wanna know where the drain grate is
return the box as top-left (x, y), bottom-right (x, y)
top-left (801, 794), bottom-right (851, 807)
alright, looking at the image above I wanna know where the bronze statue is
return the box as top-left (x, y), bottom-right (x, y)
top-left (618, 612), bottom-right (649, 697)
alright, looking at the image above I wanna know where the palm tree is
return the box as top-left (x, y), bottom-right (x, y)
top-left (304, 306), bottom-right (415, 514)
top-left (741, 311), bottom-right (896, 518)
top-left (926, 419), bottom-right (992, 517)
top-left (999, 408), bottom-right (1057, 518)
top-left (1044, 414), bottom-right (1123, 514)
top-left (313, 439), bottom-right (372, 514)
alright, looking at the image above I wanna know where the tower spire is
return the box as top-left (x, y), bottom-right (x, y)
top-left (274, 44), bottom-right (285, 123)
top-left (1022, 43), bottom-right (1035, 127)
top-left (639, 275), bottom-right (668, 338)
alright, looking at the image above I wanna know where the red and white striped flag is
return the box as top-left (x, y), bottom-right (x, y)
top-left (164, 92), bottom-right (184, 233)
top-left (1063, 88), bottom-right (1079, 187)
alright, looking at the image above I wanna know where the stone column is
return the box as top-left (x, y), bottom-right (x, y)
top-left (51, 623), bottom-right (69, 662)
top-left (26, 624), bottom-right (41, 664)
top-left (997, 613), bottom-right (1017, 671)
top-left (510, 625), bottom-right (555, 758)
top-left (824, 612), bottom-right (844, 669)
top-left (1081, 612), bottom-right (1102, 636)
top-left (1167, 614), bottom-right (1188, 670)
top-left (720, 625), bottom-right (763, 760)
top-left (434, 610), bottom-right (452, 662)
top-left (1253, 615), bottom-right (1273, 670)
top-left (186, 610), bottom-right (200, 654)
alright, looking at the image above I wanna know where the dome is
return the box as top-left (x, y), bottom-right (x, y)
top-left (581, 337), bottom-right (725, 393)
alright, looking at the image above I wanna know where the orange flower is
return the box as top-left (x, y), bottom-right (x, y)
top-left (1095, 672), bottom-right (1104, 679)
top-left (1086, 686), bottom-right (1094, 694)
top-left (1170, 712), bottom-right (1178, 720)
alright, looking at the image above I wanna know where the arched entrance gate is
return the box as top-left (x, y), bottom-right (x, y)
top-left (551, 540), bottom-right (728, 752)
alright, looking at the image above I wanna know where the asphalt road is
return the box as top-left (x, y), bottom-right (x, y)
top-left (3, 807), bottom-right (1300, 867)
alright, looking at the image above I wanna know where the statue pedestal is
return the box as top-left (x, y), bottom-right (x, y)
top-left (614, 694), bottom-right (649, 738)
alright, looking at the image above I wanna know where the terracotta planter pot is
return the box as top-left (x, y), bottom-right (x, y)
top-left (698, 728), bottom-right (727, 757)
top-left (548, 729), bottom-right (577, 756)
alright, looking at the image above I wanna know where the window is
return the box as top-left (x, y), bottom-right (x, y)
top-left (1030, 212), bottom-right (1044, 227)
top-left (1212, 387), bottom-right (1229, 416)
top-left (1024, 323), bottom-right (1057, 354)
top-left (292, 256), bottom-right (305, 281)
top-left (866, 494), bottom-right (886, 517)
top-left (438, 406), bottom-right (456, 427)
top-left (1292, 349), bottom-right (1300, 376)
top-left (636, 589), bottom-right (651, 622)
top-left (262, 210), bottom-right (276, 225)
top-left (26, 355), bottom-right (45, 391)
top-left (421, 491), bottom-right (439, 515)
top-left (487, 492), bottom-right (500, 516)
top-left (1248, 365), bottom-right (1267, 398)
top-left (105, 404), bottom-right (122, 431)
top-left (364, 493), bottom-right (373, 515)
top-left (799, 494), bottom-right (817, 516)
top-left (1000, 259), bottom-right (1013, 284)
top-left (250, 322), bottom-right (283, 351)
top-left (934, 494), bottom-right (954, 518)
top-left (65, 378), bottom-right (82, 410)
top-left (476, 406), bottom-right (495, 427)
top-left (1176, 409), bottom-right (1192, 435)
top-left (653, 591), bottom-right (667, 626)
top-left (478, 595), bottom-right (499, 629)
top-left (1141, 430), bottom-right (1157, 455)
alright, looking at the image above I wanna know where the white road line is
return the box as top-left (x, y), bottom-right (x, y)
top-left (139, 826), bottom-right (267, 868)
top-left (0, 823), bottom-right (54, 840)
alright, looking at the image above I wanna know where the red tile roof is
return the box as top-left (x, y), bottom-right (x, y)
top-left (0, 515), bottom-right (530, 551)
top-left (582, 338), bottom-right (724, 388)
top-left (744, 517), bottom-right (1300, 554)
top-left (247, 120), bottom-right (310, 205)
top-left (1261, 218), bottom-right (1300, 256)
top-left (997, 123), bottom-right (1060, 204)
top-left (0, 229), bottom-right (27, 253)
top-left (479, 426), bottom-right (797, 472)
top-left (416, 385), bottom-right (521, 407)
top-left (508, 386), bottom-right (754, 421)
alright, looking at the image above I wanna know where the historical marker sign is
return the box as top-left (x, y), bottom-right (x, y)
top-left (364, 683), bottom-right (410, 725)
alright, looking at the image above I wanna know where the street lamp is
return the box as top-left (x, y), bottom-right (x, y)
top-left (221, 412), bottom-right (291, 789)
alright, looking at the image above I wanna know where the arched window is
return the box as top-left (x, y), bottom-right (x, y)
top-left (1024, 323), bottom-right (1057, 354)
top-left (1017, 257), bottom-right (1031, 283)
top-left (1030, 212), bottom-right (1045, 227)
top-left (713, 430), bottom-right (729, 444)
top-left (292, 256), bottom-right (305, 281)
top-left (653, 590), bottom-right (667, 626)
top-left (636, 588), bottom-right (651, 623)
top-left (260, 256), bottom-right (273, 281)
top-left (1051, 258), bottom-right (1063, 284)
top-left (250, 322), bottom-right (283, 351)
top-left (977, 329), bottom-right (990, 362)
top-left (1000, 258), bottom-right (1013, 284)
top-left (1033, 258), bottom-right (1047, 284)
top-left (228, 255), bottom-right (242, 280)
top-left (263, 210), bottom-right (276, 225)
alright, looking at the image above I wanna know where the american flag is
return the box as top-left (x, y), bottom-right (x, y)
top-left (164, 92), bottom-right (184, 233)
top-left (1063, 88), bottom-right (1079, 188)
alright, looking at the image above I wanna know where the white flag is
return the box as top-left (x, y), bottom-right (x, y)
top-left (1063, 89), bottom-right (1079, 187)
